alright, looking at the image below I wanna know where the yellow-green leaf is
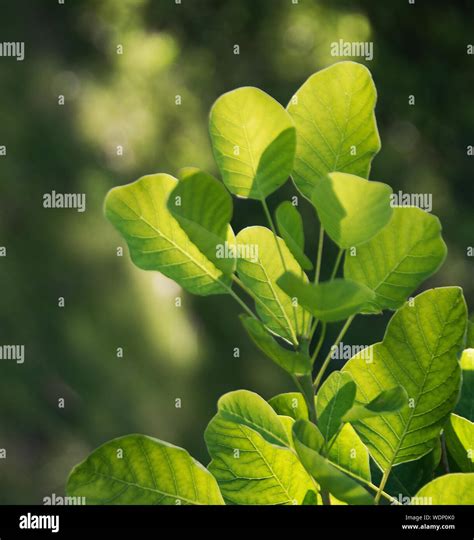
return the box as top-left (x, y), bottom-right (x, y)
top-left (105, 174), bottom-right (232, 295)
top-left (287, 61), bottom-right (381, 199)
top-left (67, 434), bottom-right (224, 505)
top-left (210, 87), bottom-right (296, 199)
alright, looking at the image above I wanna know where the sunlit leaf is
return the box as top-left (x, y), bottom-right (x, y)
top-left (445, 413), bottom-right (474, 472)
top-left (268, 392), bottom-right (309, 421)
top-left (210, 87), bottom-right (296, 199)
top-left (316, 371), bottom-right (356, 443)
top-left (456, 349), bottom-right (474, 421)
top-left (214, 390), bottom-right (290, 447)
top-left (205, 391), bottom-right (315, 504)
top-left (414, 473), bottom-right (474, 505)
top-left (277, 273), bottom-right (375, 323)
top-left (344, 287), bottom-right (467, 471)
top-left (311, 172), bottom-right (392, 249)
top-left (344, 207), bottom-right (447, 312)
top-left (292, 420), bottom-right (374, 505)
top-left (240, 316), bottom-right (311, 376)
top-left (372, 443), bottom-right (441, 499)
top-left (328, 424), bottom-right (371, 483)
top-left (105, 174), bottom-right (232, 295)
top-left (342, 386), bottom-right (408, 423)
top-left (168, 169), bottom-right (235, 275)
top-left (67, 434), bottom-right (224, 505)
top-left (287, 61), bottom-right (381, 199)
top-left (276, 201), bottom-right (313, 270)
top-left (236, 226), bottom-right (309, 343)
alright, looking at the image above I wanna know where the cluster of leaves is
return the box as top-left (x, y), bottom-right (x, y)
top-left (67, 62), bottom-right (474, 505)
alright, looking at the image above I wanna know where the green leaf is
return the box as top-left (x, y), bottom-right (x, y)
top-left (209, 87), bottom-right (296, 200)
top-left (277, 273), bottom-right (375, 323)
top-left (456, 348), bottom-right (474, 421)
top-left (167, 169), bottom-right (235, 275)
top-left (445, 413), bottom-right (474, 472)
top-left (236, 226), bottom-right (309, 343)
top-left (342, 386), bottom-right (408, 423)
top-left (292, 420), bottom-right (374, 505)
top-left (287, 61), bottom-right (381, 200)
top-left (343, 287), bottom-right (467, 471)
top-left (414, 473), bottom-right (474, 505)
top-left (214, 390), bottom-right (290, 447)
top-left (316, 371), bottom-right (357, 443)
top-left (268, 392), bottom-right (309, 421)
top-left (328, 424), bottom-right (371, 483)
top-left (205, 393), bottom-right (315, 505)
top-left (373, 443), bottom-right (441, 499)
top-left (302, 490), bottom-right (319, 505)
top-left (311, 172), bottom-right (393, 249)
top-left (344, 207), bottom-right (447, 312)
top-left (275, 201), bottom-right (313, 270)
top-left (66, 434), bottom-right (224, 505)
top-left (240, 316), bottom-right (311, 376)
top-left (105, 174), bottom-right (232, 296)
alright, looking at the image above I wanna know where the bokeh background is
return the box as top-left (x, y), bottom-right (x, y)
top-left (0, 0), bottom-right (472, 503)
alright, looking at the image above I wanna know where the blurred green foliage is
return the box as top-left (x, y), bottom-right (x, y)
top-left (0, 0), bottom-right (472, 503)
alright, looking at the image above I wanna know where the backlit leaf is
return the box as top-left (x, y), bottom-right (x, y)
top-left (236, 226), bottom-right (309, 343)
top-left (210, 87), bottom-right (296, 199)
top-left (311, 172), bottom-right (392, 249)
top-left (344, 207), bottom-right (447, 312)
top-left (445, 413), bottom-right (474, 472)
top-left (277, 273), bottom-right (375, 323)
top-left (168, 169), bottom-right (235, 275)
top-left (205, 392), bottom-right (315, 505)
top-left (344, 287), bottom-right (467, 470)
top-left (269, 392), bottom-right (309, 421)
top-left (414, 473), bottom-right (474, 505)
top-left (240, 316), bottom-right (311, 376)
top-left (292, 420), bottom-right (374, 505)
top-left (67, 434), bottom-right (224, 505)
top-left (316, 371), bottom-right (356, 443)
top-left (328, 424), bottom-right (371, 483)
top-left (105, 174), bottom-right (232, 295)
top-left (287, 61), bottom-right (381, 199)
top-left (276, 201), bottom-right (313, 270)
top-left (342, 386), bottom-right (408, 423)
top-left (456, 349), bottom-right (474, 421)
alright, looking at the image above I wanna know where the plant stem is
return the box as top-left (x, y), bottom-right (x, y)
top-left (320, 489), bottom-right (331, 505)
top-left (313, 316), bottom-right (355, 389)
top-left (330, 462), bottom-right (398, 504)
top-left (261, 198), bottom-right (300, 338)
top-left (310, 322), bottom-right (327, 366)
top-left (330, 248), bottom-right (344, 281)
top-left (224, 283), bottom-right (258, 320)
top-left (375, 468), bottom-right (391, 505)
top-left (314, 225), bottom-right (324, 284)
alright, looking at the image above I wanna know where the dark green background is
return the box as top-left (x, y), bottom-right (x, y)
top-left (0, 0), bottom-right (472, 503)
